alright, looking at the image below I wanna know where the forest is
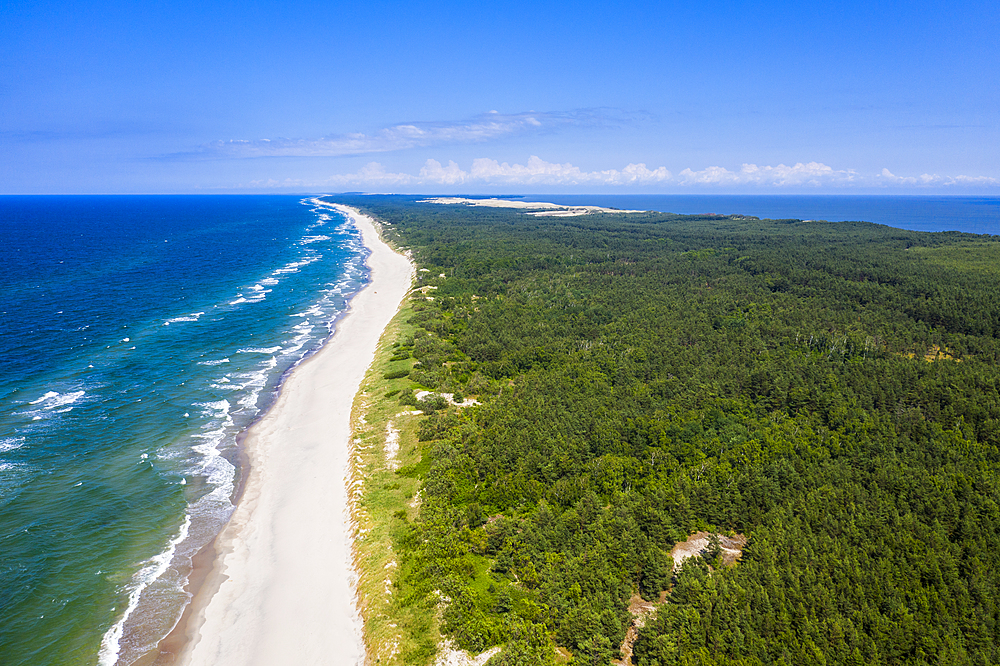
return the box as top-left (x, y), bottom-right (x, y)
top-left (332, 195), bottom-right (1000, 666)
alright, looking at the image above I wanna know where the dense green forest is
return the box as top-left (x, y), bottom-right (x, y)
top-left (333, 196), bottom-right (1000, 666)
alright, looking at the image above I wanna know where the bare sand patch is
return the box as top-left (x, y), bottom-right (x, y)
top-left (420, 197), bottom-right (644, 217)
top-left (670, 531), bottom-right (747, 570)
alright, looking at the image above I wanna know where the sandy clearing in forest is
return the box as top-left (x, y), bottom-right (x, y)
top-left (670, 531), bottom-right (748, 570)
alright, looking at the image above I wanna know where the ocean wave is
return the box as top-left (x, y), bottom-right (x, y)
top-left (190, 399), bottom-right (238, 502)
top-left (237, 346), bottom-right (281, 354)
top-left (197, 358), bottom-right (230, 366)
top-left (243, 284), bottom-right (272, 303)
top-left (97, 515), bottom-right (192, 666)
top-left (230, 358), bottom-right (275, 411)
top-left (229, 283), bottom-right (273, 306)
top-left (190, 427), bottom-right (236, 489)
top-left (0, 437), bottom-right (26, 453)
top-left (28, 390), bottom-right (86, 411)
top-left (195, 399), bottom-right (231, 416)
top-left (210, 373), bottom-right (237, 390)
top-left (272, 255), bottom-right (321, 276)
top-left (163, 312), bottom-right (205, 325)
top-left (290, 305), bottom-right (323, 318)
top-left (300, 235), bottom-right (331, 244)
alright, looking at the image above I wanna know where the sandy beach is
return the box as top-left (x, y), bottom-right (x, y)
top-left (176, 203), bottom-right (413, 666)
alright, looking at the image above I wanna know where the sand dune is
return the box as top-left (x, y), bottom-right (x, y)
top-left (420, 197), bottom-right (645, 216)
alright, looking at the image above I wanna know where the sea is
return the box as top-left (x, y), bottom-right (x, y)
top-left (539, 194), bottom-right (1000, 236)
top-left (0, 196), bottom-right (369, 665)
top-left (0, 194), bottom-right (998, 666)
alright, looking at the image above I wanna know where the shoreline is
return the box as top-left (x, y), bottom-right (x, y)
top-left (161, 202), bottom-right (413, 666)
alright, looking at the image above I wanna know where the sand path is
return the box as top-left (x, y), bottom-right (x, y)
top-left (178, 203), bottom-right (412, 666)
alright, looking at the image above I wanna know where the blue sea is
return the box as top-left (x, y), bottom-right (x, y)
top-left (0, 196), bottom-right (369, 665)
top-left (538, 194), bottom-right (1000, 235)
top-left (1, 194), bottom-right (998, 666)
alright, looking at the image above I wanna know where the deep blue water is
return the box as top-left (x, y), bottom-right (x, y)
top-left (0, 196), bottom-right (368, 665)
top-left (535, 195), bottom-right (1000, 235)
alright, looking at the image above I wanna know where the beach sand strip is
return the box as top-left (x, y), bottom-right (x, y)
top-left (174, 203), bottom-right (413, 666)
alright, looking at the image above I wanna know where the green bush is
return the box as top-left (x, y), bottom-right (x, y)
top-left (397, 388), bottom-right (417, 406)
top-left (417, 394), bottom-right (449, 412)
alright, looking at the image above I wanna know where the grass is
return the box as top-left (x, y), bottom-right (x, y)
top-left (349, 293), bottom-right (442, 666)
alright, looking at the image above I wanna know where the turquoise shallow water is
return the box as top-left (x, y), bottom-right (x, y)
top-left (0, 195), bottom-right (367, 665)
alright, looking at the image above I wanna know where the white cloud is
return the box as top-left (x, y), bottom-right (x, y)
top-left (190, 110), bottom-right (617, 159)
top-left (420, 159), bottom-right (469, 185)
top-left (677, 162), bottom-right (860, 186)
top-left (460, 156), bottom-right (671, 185)
top-left (245, 156), bottom-right (998, 191)
top-left (876, 168), bottom-right (999, 187)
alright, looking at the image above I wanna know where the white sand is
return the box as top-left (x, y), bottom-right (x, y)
top-left (420, 196), bottom-right (644, 216)
top-left (179, 203), bottom-right (413, 666)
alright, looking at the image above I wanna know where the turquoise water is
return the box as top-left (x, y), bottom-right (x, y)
top-left (0, 196), bottom-right (367, 665)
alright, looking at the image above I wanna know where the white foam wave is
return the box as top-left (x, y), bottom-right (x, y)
top-left (164, 312), bottom-right (205, 325)
top-left (300, 235), bottom-right (331, 244)
top-left (291, 304), bottom-right (323, 318)
top-left (260, 277), bottom-right (279, 286)
top-left (29, 390), bottom-right (86, 410)
top-left (242, 284), bottom-right (271, 303)
top-left (225, 283), bottom-right (273, 305)
top-left (272, 255), bottom-right (321, 275)
top-left (190, 428), bottom-right (237, 495)
top-left (195, 399), bottom-right (231, 416)
top-left (188, 397), bottom-right (239, 506)
top-left (198, 358), bottom-right (230, 366)
top-left (0, 437), bottom-right (25, 453)
top-left (229, 357), bottom-right (275, 411)
top-left (97, 514), bottom-right (192, 666)
top-left (238, 346), bottom-right (281, 354)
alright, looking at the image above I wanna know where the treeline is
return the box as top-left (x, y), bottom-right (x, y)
top-left (332, 196), bottom-right (1000, 665)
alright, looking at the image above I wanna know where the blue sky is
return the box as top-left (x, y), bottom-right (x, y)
top-left (2, 0), bottom-right (997, 194)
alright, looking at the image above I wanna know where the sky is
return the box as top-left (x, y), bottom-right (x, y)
top-left (1, 0), bottom-right (998, 194)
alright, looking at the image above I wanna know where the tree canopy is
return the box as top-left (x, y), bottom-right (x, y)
top-left (334, 195), bottom-right (1000, 666)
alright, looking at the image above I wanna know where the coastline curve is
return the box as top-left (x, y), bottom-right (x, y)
top-left (170, 202), bottom-right (414, 666)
